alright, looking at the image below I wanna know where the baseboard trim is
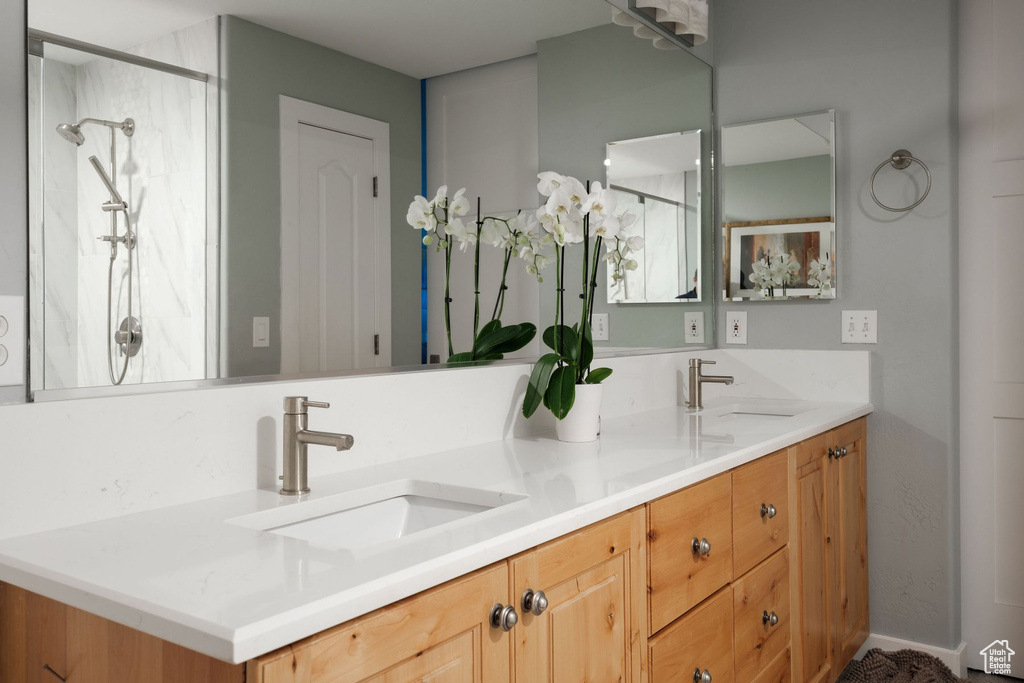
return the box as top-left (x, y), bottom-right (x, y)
top-left (855, 634), bottom-right (968, 678)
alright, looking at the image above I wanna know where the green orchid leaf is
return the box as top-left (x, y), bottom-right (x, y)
top-left (545, 366), bottom-right (577, 420)
top-left (446, 352), bottom-right (475, 364)
top-left (542, 325), bottom-right (578, 357)
top-left (474, 325), bottom-right (526, 358)
top-left (488, 322), bottom-right (536, 355)
top-left (586, 367), bottom-right (613, 384)
top-left (522, 353), bottom-right (560, 418)
top-left (473, 319), bottom-right (503, 352)
top-left (579, 322), bottom-right (594, 375)
top-left (476, 352), bottom-right (505, 361)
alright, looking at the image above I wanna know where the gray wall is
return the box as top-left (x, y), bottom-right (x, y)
top-left (722, 155), bottom-right (833, 223)
top-left (0, 0), bottom-right (26, 404)
top-left (538, 23), bottom-right (715, 349)
top-left (222, 16), bottom-right (421, 376)
top-left (716, 0), bottom-right (960, 648)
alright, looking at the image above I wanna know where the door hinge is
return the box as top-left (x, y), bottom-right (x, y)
top-left (374, 334), bottom-right (380, 355)
top-left (373, 176), bottom-right (378, 198)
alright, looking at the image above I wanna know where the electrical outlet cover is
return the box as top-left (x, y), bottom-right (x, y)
top-left (592, 313), bottom-right (610, 342)
top-left (683, 312), bottom-right (705, 344)
top-left (0, 296), bottom-right (25, 386)
top-left (726, 311), bottom-right (747, 345)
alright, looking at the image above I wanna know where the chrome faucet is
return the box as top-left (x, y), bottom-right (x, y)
top-left (687, 359), bottom-right (734, 410)
top-left (280, 396), bottom-right (354, 495)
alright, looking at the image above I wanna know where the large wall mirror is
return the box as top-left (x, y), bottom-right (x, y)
top-left (721, 110), bottom-right (836, 301)
top-left (21, 0), bottom-right (715, 402)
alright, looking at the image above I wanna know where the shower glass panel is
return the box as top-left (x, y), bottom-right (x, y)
top-left (29, 37), bottom-right (212, 392)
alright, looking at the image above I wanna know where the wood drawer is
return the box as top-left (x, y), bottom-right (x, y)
top-left (649, 473), bottom-right (733, 634)
top-left (733, 450), bottom-right (789, 577)
top-left (750, 648), bottom-right (792, 683)
top-left (733, 548), bottom-right (791, 683)
top-left (650, 587), bottom-right (734, 683)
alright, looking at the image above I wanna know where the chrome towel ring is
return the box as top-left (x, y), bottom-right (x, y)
top-left (870, 149), bottom-right (931, 213)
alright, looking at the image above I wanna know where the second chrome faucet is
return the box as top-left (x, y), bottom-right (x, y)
top-left (687, 359), bottom-right (734, 410)
top-left (280, 396), bottom-right (354, 495)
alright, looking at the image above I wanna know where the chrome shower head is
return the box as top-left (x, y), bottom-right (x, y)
top-left (88, 155), bottom-right (125, 206)
top-left (56, 117), bottom-right (135, 146)
top-left (56, 122), bottom-right (85, 146)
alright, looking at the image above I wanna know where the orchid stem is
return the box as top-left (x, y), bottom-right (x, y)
top-left (491, 246), bottom-right (512, 322)
top-left (555, 245), bottom-right (563, 361)
top-left (473, 197), bottom-right (481, 343)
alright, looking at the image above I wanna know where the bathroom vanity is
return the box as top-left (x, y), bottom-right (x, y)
top-left (0, 402), bottom-right (869, 683)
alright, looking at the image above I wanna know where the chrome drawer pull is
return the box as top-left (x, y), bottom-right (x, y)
top-left (762, 610), bottom-right (779, 627)
top-left (521, 588), bottom-right (548, 616)
top-left (760, 503), bottom-right (777, 519)
top-left (693, 668), bottom-right (712, 683)
top-left (691, 537), bottom-right (711, 557)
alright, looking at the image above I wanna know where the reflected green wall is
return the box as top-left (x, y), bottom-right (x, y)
top-left (221, 16), bottom-right (421, 376)
top-left (537, 23), bottom-right (714, 349)
top-left (723, 155), bottom-right (833, 223)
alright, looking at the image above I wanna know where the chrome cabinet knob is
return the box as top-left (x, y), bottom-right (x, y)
top-left (522, 589), bottom-right (548, 616)
top-left (490, 603), bottom-right (519, 632)
top-left (762, 610), bottom-right (779, 627)
top-left (841, 446), bottom-right (848, 457)
top-left (692, 537), bottom-right (712, 557)
top-left (693, 668), bottom-right (712, 683)
top-left (760, 503), bottom-right (777, 519)
top-left (828, 447), bottom-right (836, 459)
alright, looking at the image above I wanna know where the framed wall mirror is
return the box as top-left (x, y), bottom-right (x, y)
top-left (20, 0), bottom-right (715, 403)
top-left (605, 130), bottom-right (702, 304)
top-left (721, 109), bottom-right (836, 301)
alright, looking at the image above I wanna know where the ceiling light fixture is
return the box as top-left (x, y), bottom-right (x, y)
top-left (608, 0), bottom-right (709, 51)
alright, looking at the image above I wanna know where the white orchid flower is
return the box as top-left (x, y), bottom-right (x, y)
top-left (807, 255), bottom-right (832, 288)
top-left (618, 210), bottom-right (637, 231)
top-left (563, 176), bottom-right (588, 206)
top-left (749, 258), bottom-right (772, 289)
top-left (625, 259), bottom-right (639, 271)
top-left (406, 195), bottom-right (436, 232)
top-left (594, 213), bottom-right (621, 239)
top-left (537, 171), bottom-right (566, 197)
top-left (625, 235), bottom-right (645, 252)
top-left (479, 217), bottom-right (503, 247)
top-left (445, 217), bottom-right (477, 253)
top-left (545, 187), bottom-right (575, 219)
top-left (449, 188), bottom-right (470, 216)
top-left (432, 185), bottom-right (449, 209)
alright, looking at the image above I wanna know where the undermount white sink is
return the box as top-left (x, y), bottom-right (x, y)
top-left (702, 401), bottom-right (813, 422)
top-left (227, 480), bottom-right (527, 551)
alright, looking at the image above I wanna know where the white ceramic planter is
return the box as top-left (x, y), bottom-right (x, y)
top-left (555, 383), bottom-right (604, 443)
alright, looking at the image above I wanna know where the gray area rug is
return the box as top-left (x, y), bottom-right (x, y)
top-left (837, 649), bottom-right (966, 683)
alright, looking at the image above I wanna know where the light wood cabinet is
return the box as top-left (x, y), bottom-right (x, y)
top-left (733, 450), bottom-right (789, 578)
top-left (828, 419), bottom-right (869, 669)
top-left (648, 473), bottom-right (733, 634)
top-left (247, 563), bottom-right (510, 683)
top-left (511, 509), bottom-right (647, 683)
top-left (649, 587), bottom-right (734, 683)
top-left (789, 418), bottom-right (868, 683)
top-left (733, 549), bottom-right (790, 683)
top-left (0, 582), bottom-right (243, 683)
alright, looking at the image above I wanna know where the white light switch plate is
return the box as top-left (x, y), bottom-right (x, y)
top-left (0, 296), bottom-right (25, 386)
top-left (841, 310), bottom-right (877, 344)
top-left (683, 312), bottom-right (705, 344)
top-left (253, 317), bottom-right (270, 348)
top-left (592, 313), bottom-right (609, 341)
top-left (726, 310), bottom-right (747, 345)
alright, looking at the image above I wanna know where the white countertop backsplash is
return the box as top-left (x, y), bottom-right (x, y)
top-left (0, 349), bottom-right (869, 541)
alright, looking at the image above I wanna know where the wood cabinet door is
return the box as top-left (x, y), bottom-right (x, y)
top-left (649, 587), bottom-right (734, 683)
top-left (248, 564), bottom-right (510, 683)
top-left (733, 549), bottom-right (790, 683)
top-left (733, 450), bottom-right (790, 578)
top-left (788, 435), bottom-right (833, 683)
top-left (648, 473), bottom-right (733, 634)
top-left (828, 418), bottom-right (869, 671)
top-left (511, 509), bottom-right (646, 683)
top-left (0, 582), bottom-right (243, 683)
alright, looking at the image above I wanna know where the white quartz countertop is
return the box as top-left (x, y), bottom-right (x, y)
top-left (0, 398), bottom-right (871, 663)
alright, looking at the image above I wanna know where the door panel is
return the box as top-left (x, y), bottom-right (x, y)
top-left (649, 587), bottom-right (734, 683)
top-left (830, 424), bottom-right (868, 668)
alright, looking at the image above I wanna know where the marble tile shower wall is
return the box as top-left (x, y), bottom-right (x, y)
top-left (75, 58), bottom-right (208, 386)
top-left (29, 19), bottom-right (217, 391)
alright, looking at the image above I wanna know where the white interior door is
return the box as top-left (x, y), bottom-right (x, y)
top-left (280, 97), bottom-right (391, 373)
top-left (960, 0), bottom-right (1024, 676)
